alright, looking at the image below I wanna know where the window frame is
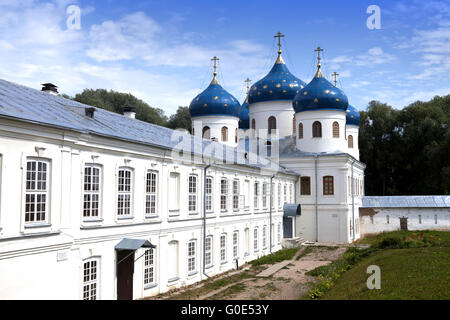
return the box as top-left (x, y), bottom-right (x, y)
top-left (312, 121), bottom-right (322, 138)
top-left (117, 167), bottom-right (133, 218)
top-left (187, 239), bottom-right (197, 274)
top-left (188, 174), bottom-right (198, 214)
top-left (82, 257), bottom-right (100, 300)
top-left (300, 176), bottom-right (311, 195)
top-left (232, 179), bottom-right (240, 211)
top-left (221, 126), bottom-right (228, 142)
top-left (145, 170), bottom-right (158, 218)
top-left (348, 135), bottom-right (354, 148)
top-left (205, 176), bottom-right (213, 212)
top-left (24, 158), bottom-right (50, 226)
top-left (220, 178), bottom-right (228, 211)
top-left (253, 227), bottom-right (259, 253)
top-left (254, 181), bottom-right (259, 210)
top-left (298, 122), bottom-right (303, 139)
top-left (323, 176), bottom-right (334, 195)
top-left (220, 233), bottom-right (227, 264)
top-left (83, 164), bottom-right (102, 221)
top-left (205, 236), bottom-right (213, 268)
top-left (233, 231), bottom-right (239, 259)
top-left (332, 121), bottom-right (340, 138)
top-left (143, 248), bottom-right (156, 288)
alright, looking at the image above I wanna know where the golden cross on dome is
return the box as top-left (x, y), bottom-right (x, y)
top-left (245, 78), bottom-right (251, 94)
top-left (274, 32), bottom-right (285, 54)
top-left (314, 46), bottom-right (324, 66)
top-left (332, 72), bottom-right (339, 86)
top-left (210, 56), bottom-right (220, 84)
top-left (211, 56), bottom-right (219, 76)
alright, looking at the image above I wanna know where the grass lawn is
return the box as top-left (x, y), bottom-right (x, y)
top-left (323, 246), bottom-right (450, 299)
top-left (304, 230), bottom-right (450, 300)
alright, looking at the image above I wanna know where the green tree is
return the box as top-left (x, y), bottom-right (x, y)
top-left (73, 89), bottom-right (168, 126)
top-left (166, 106), bottom-right (192, 132)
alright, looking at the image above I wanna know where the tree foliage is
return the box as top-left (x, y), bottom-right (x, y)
top-left (359, 95), bottom-right (450, 195)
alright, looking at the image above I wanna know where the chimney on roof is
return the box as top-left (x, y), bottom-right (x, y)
top-left (85, 107), bottom-right (95, 118)
top-left (123, 106), bottom-right (136, 119)
top-left (41, 83), bottom-right (58, 95)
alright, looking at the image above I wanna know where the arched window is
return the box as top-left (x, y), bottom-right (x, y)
top-left (251, 119), bottom-right (256, 130)
top-left (312, 121), bottom-right (322, 138)
top-left (235, 128), bottom-right (238, 143)
top-left (333, 122), bottom-right (339, 138)
top-left (202, 126), bottom-right (210, 139)
top-left (292, 115), bottom-right (296, 134)
top-left (268, 116), bottom-right (276, 134)
top-left (221, 126), bottom-right (228, 142)
top-left (348, 135), bottom-right (354, 148)
top-left (298, 122), bottom-right (303, 139)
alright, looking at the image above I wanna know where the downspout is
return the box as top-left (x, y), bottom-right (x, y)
top-left (351, 159), bottom-right (356, 242)
top-left (269, 174), bottom-right (275, 253)
top-left (314, 155), bottom-right (318, 242)
top-left (202, 164), bottom-right (211, 279)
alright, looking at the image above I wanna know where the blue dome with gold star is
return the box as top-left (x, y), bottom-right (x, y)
top-left (293, 67), bottom-right (348, 113)
top-left (239, 99), bottom-right (250, 129)
top-left (248, 54), bottom-right (306, 104)
top-left (189, 77), bottom-right (241, 118)
top-left (346, 105), bottom-right (360, 126)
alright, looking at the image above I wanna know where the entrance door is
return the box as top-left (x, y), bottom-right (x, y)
top-left (117, 250), bottom-right (135, 300)
top-left (283, 217), bottom-right (293, 238)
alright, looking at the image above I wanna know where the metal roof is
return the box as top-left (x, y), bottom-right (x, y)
top-left (0, 78), bottom-right (295, 175)
top-left (361, 196), bottom-right (450, 208)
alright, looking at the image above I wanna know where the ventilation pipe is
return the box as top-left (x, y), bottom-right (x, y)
top-left (123, 106), bottom-right (136, 119)
top-left (41, 83), bottom-right (58, 95)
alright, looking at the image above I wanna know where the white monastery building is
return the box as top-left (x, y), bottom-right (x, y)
top-left (4, 34), bottom-right (445, 300)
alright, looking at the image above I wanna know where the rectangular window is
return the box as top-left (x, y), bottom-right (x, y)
top-left (284, 185), bottom-right (287, 203)
top-left (187, 240), bottom-right (196, 273)
top-left (271, 183), bottom-right (275, 209)
top-left (188, 175), bottom-right (197, 213)
top-left (220, 234), bottom-right (227, 263)
top-left (83, 165), bottom-right (101, 219)
top-left (83, 258), bottom-right (99, 300)
top-left (205, 236), bottom-right (213, 267)
top-left (300, 177), bottom-right (311, 195)
top-left (144, 249), bottom-right (155, 286)
top-left (419, 215), bottom-right (422, 224)
top-left (145, 171), bottom-right (157, 216)
top-left (435, 215), bottom-right (438, 224)
top-left (205, 177), bottom-right (213, 212)
top-left (221, 178), bottom-right (228, 211)
top-left (25, 159), bottom-right (49, 224)
top-left (254, 182), bottom-right (259, 209)
top-left (290, 184), bottom-right (293, 203)
top-left (117, 168), bottom-right (132, 216)
top-left (233, 179), bottom-right (239, 210)
top-left (278, 184), bottom-right (281, 208)
top-left (278, 223), bottom-right (281, 244)
top-left (323, 176), bottom-right (334, 195)
top-left (169, 172), bottom-right (180, 211)
top-left (233, 231), bottom-right (239, 259)
top-left (263, 225), bottom-right (267, 249)
top-left (244, 180), bottom-right (250, 209)
top-left (386, 215), bottom-right (389, 224)
top-left (253, 227), bottom-right (259, 252)
top-left (262, 183), bottom-right (268, 209)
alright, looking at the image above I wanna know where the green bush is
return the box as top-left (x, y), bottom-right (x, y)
top-left (249, 248), bottom-right (298, 266)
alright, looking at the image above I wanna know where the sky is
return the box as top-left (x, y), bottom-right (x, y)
top-left (0, 0), bottom-right (449, 115)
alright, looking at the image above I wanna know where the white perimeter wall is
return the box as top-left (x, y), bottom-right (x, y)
top-left (360, 207), bottom-right (450, 236)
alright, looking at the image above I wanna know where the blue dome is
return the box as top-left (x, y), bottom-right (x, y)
top-left (248, 55), bottom-right (306, 104)
top-left (346, 105), bottom-right (360, 126)
top-left (239, 99), bottom-right (250, 129)
top-left (293, 68), bottom-right (348, 113)
top-left (189, 78), bottom-right (241, 118)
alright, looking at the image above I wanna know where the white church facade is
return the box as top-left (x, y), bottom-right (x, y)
top-left (0, 35), bottom-right (367, 299)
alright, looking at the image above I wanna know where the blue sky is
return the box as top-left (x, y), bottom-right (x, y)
top-left (0, 0), bottom-right (449, 115)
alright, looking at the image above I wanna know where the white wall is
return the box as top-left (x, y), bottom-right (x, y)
top-left (295, 110), bottom-right (347, 154)
top-left (0, 117), bottom-right (296, 299)
top-left (192, 116), bottom-right (239, 146)
top-left (360, 207), bottom-right (450, 236)
top-left (248, 100), bottom-right (294, 137)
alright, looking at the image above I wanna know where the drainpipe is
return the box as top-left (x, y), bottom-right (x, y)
top-left (202, 164), bottom-right (211, 279)
top-left (269, 174), bottom-right (275, 253)
top-left (351, 159), bottom-right (356, 242)
top-left (314, 155), bottom-right (318, 242)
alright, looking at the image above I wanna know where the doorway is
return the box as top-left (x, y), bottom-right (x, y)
top-left (116, 250), bottom-right (135, 300)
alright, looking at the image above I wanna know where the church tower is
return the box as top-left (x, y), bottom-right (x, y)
top-left (189, 56), bottom-right (241, 146)
top-left (247, 33), bottom-right (306, 138)
top-left (293, 47), bottom-right (349, 154)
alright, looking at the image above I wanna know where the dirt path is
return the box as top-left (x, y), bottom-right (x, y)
top-left (208, 246), bottom-right (346, 300)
